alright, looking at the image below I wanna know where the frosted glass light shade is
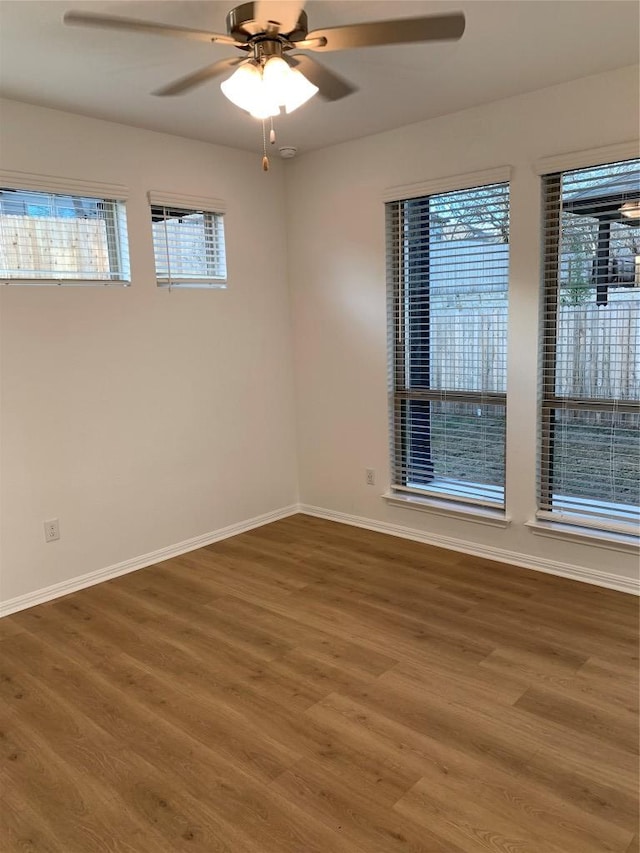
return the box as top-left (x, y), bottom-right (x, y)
top-left (262, 57), bottom-right (291, 98)
top-left (220, 62), bottom-right (279, 118)
top-left (248, 99), bottom-right (280, 120)
top-left (284, 68), bottom-right (319, 114)
top-left (220, 63), bottom-right (261, 109)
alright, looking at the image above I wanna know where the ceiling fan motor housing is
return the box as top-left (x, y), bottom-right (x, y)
top-left (226, 2), bottom-right (309, 43)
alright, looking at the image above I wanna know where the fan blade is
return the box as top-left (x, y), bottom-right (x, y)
top-left (153, 58), bottom-right (245, 96)
top-left (254, 1), bottom-right (305, 35)
top-left (302, 13), bottom-right (465, 52)
top-left (63, 11), bottom-right (240, 46)
top-left (287, 54), bottom-right (356, 101)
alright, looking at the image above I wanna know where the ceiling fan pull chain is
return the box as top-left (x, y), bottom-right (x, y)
top-left (261, 119), bottom-right (270, 171)
top-left (269, 117), bottom-right (276, 145)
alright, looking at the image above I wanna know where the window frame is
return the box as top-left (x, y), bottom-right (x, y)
top-left (386, 170), bottom-right (511, 512)
top-left (538, 157), bottom-right (640, 536)
top-left (149, 192), bottom-right (227, 289)
top-left (0, 181), bottom-right (130, 287)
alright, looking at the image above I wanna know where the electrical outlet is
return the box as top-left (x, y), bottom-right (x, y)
top-left (44, 519), bottom-right (60, 542)
top-left (366, 468), bottom-right (376, 486)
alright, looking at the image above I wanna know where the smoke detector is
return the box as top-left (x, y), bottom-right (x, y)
top-left (279, 146), bottom-right (298, 159)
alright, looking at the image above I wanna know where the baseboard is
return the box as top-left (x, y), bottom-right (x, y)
top-left (299, 504), bottom-right (640, 595)
top-left (0, 504), bottom-right (299, 618)
top-left (3, 500), bottom-right (637, 617)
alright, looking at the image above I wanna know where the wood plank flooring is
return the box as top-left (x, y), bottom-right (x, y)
top-left (1, 513), bottom-right (638, 852)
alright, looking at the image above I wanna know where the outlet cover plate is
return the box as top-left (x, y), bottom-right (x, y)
top-left (44, 519), bottom-right (60, 542)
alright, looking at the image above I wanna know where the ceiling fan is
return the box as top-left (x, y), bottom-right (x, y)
top-left (64, 1), bottom-right (465, 168)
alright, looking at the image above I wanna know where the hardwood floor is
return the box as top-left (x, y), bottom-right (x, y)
top-left (1, 514), bottom-right (638, 852)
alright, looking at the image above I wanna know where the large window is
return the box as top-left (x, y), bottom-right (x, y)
top-left (387, 180), bottom-right (510, 509)
top-left (151, 201), bottom-right (226, 288)
top-left (539, 158), bottom-right (640, 534)
top-left (0, 187), bottom-right (129, 285)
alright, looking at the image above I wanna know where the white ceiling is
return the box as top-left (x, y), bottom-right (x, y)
top-left (0, 0), bottom-right (638, 155)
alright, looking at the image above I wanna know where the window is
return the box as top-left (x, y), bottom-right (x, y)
top-left (0, 187), bottom-right (129, 285)
top-left (539, 158), bottom-right (640, 535)
top-left (387, 180), bottom-right (510, 509)
top-left (150, 197), bottom-right (226, 288)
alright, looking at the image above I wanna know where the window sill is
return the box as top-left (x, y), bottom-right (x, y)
top-left (2, 279), bottom-right (131, 287)
top-left (382, 491), bottom-right (511, 528)
top-left (156, 279), bottom-right (227, 289)
top-left (525, 520), bottom-right (639, 554)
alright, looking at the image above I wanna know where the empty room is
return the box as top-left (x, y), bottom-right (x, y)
top-left (0, 1), bottom-right (638, 851)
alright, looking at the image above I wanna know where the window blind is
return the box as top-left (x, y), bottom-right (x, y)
top-left (387, 181), bottom-right (510, 509)
top-left (0, 187), bottom-right (130, 284)
top-left (150, 203), bottom-right (227, 288)
top-left (539, 158), bottom-right (640, 534)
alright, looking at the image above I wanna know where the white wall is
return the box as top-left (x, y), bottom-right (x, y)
top-left (0, 99), bottom-right (298, 603)
top-left (285, 65), bottom-right (640, 588)
top-left (1, 67), bottom-right (638, 608)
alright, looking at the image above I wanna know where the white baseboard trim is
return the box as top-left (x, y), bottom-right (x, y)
top-left (0, 504), bottom-right (299, 618)
top-left (3, 500), bottom-right (637, 617)
top-left (299, 504), bottom-right (640, 595)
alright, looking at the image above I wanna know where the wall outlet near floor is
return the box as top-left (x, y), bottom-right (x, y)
top-left (366, 468), bottom-right (376, 486)
top-left (44, 519), bottom-right (60, 542)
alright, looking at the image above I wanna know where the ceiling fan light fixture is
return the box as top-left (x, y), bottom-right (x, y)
top-left (221, 55), bottom-right (318, 119)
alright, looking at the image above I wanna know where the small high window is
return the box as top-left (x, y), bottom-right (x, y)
top-left (150, 198), bottom-right (226, 288)
top-left (0, 187), bottom-right (129, 285)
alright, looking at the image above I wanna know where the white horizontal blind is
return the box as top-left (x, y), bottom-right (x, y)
top-left (387, 181), bottom-right (509, 509)
top-left (0, 187), bottom-right (130, 284)
top-left (539, 158), bottom-right (640, 534)
top-left (151, 203), bottom-right (227, 288)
